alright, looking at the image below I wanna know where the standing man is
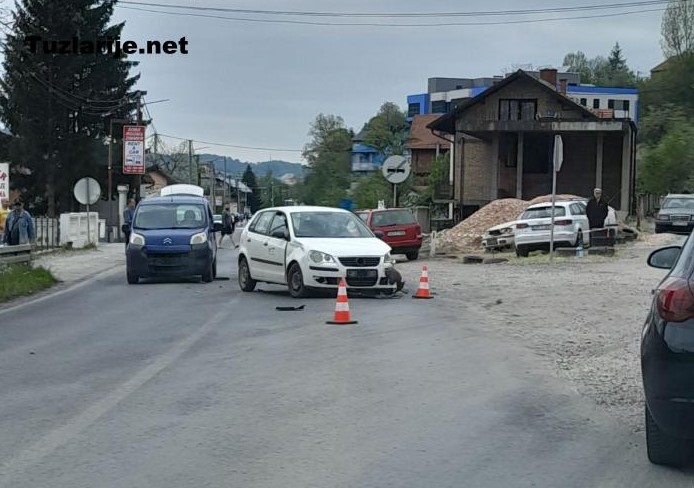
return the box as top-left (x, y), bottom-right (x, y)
top-left (122, 198), bottom-right (136, 249)
top-left (586, 188), bottom-right (609, 244)
top-left (3, 200), bottom-right (34, 246)
top-left (218, 205), bottom-right (235, 248)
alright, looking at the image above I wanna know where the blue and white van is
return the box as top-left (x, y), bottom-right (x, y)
top-left (125, 184), bottom-right (222, 284)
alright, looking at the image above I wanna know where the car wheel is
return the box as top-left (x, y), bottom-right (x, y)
top-left (515, 245), bottom-right (529, 258)
top-left (406, 251), bottom-right (419, 261)
top-left (202, 260), bottom-right (214, 283)
top-left (287, 263), bottom-right (309, 298)
top-left (238, 256), bottom-right (256, 292)
top-left (126, 269), bottom-right (139, 285)
top-left (645, 405), bottom-right (690, 467)
top-left (655, 226), bottom-right (664, 234)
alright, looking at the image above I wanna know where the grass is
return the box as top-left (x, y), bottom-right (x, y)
top-left (0, 264), bottom-right (57, 303)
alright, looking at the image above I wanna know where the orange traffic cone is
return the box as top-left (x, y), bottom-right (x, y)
top-left (326, 279), bottom-right (358, 325)
top-left (412, 266), bottom-right (434, 299)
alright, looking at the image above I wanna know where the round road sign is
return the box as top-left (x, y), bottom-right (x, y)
top-left (73, 177), bottom-right (101, 205)
top-left (381, 155), bottom-right (411, 184)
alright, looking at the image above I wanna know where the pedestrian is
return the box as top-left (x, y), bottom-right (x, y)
top-left (218, 205), bottom-right (236, 248)
top-left (2, 200), bottom-right (35, 246)
top-left (122, 198), bottom-right (136, 248)
top-left (586, 188), bottom-right (609, 244)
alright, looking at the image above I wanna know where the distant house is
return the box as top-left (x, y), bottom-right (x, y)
top-left (428, 69), bottom-right (637, 215)
top-left (405, 114), bottom-right (453, 201)
top-left (351, 127), bottom-right (385, 174)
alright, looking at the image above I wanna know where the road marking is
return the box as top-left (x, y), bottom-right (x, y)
top-left (0, 265), bottom-right (124, 316)
top-left (0, 299), bottom-right (238, 485)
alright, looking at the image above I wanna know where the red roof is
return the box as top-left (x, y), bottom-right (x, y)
top-left (406, 114), bottom-right (448, 150)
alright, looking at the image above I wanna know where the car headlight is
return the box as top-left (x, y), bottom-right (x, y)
top-left (129, 232), bottom-right (145, 246)
top-left (384, 252), bottom-right (394, 264)
top-left (657, 214), bottom-right (670, 221)
top-left (190, 232), bottom-right (208, 245)
top-left (501, 227), bottom-right (513, 235)
top-left (309, 250), bottom-right (335, 263)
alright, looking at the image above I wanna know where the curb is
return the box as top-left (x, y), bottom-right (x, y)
top-left (0, 262), bottom-right (124, 315)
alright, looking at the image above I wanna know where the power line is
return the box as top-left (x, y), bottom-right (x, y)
top-left (156, 133), bottom-right (306, 153)
top-left (116, 5), bottom-right (667, 26)
top-left (119, 0), bottom-right (671, 18)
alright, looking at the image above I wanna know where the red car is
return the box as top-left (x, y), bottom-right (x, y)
top-left (356, 208), bottom-right (423, 260)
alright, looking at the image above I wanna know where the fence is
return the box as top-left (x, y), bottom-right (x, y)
top-left (33, 217), bottom-right (60, 251)
top-left (0, 244), bottom-right (32, 266)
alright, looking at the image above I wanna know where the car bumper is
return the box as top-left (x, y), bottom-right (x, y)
top-left (386, 238), bottom-right (423, 253)
top-left (515, 230), bottom-right (576, 247)
top-left (655, 221), bottom-right (694, 234)
top-left (482, 234), bottom-right (514, 249)
top-left (642, 319), bottom-right (694, 438)
top-left (302, 260), bottom-right (397, 292)
top-left (127, 245), bottom-right (213, 278)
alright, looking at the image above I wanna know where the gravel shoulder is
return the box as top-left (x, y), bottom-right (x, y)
top-left (396, 233), bottom-right (685, 432)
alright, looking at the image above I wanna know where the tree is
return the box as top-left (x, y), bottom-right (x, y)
top-left (362, 102), bottom-right (408, 156)
top-left (661, 0), bottom-right (694, 57)
top-left (352, 172), bottom-right (392, 209)
top-left (299, 114), bottom-right (351, 206)
top-left (562, 51), bottom-right (595, 84)
top-left (241, 164), bottom-right (260, 212)
top-left (561, 45), bottom-right (635, 87)
top-left (639, 119), bottom-right (694, 195)
top-left (0, 0), bottom-right (139, 216)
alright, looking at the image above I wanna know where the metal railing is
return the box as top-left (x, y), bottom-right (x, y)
top-left (33, 217), bottom-right (61, 251)
top-left (0, 244), bottom-right (32, 266)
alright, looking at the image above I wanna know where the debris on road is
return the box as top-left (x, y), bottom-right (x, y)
top-left (276, 305), bottom-right (305, 311)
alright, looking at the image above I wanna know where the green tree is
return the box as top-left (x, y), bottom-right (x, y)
top-left (362, 102), bottom-right (408, 156)
top-left (661, 0), bottom-right (694, 57)
top-left (561, 45), bottom-right (635, 87)
top-left (299, 114), bottom-right (352, 206)
top-left (0, 0), bottom-right (139, 216)
top-left (241, 164), bottom-right (260, 212)
top-left (639, 119), bottom-right (694, 195)
top-left (352, 172), bottom-right (392, 209)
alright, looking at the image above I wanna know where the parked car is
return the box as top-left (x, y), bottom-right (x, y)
top-left (355, 208), bottom-right (423, 260)
top-left (655, 194), bottom-right (694, 234)
top-left (126, 184), bottom-right (223, 284)
top-left (238, 206), bottom-right (399, 298)
top-left (513, 201), bottom-right (589, 257)
top-left (482, 221), bottom-right (518, 252)
top-left (642, 236), bottom-right (694, 467)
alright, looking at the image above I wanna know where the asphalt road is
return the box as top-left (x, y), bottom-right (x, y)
top-left (0, 248), bottom-right (692, 487)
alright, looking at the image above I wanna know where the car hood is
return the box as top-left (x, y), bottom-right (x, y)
top-left (485, 220), bottom-right (518, 234)
top-left (658, 208), bottom-right (694, 215)
top-left (295, 237), bottom-right (391, 256)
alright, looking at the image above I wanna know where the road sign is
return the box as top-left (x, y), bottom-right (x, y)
top-left (73, 177), bottom-right (101, 205)
top-left (0, 163), bottom-right (8, 206)
top-left (123, 125), bottom-right (146, 175)
top-left (553, 135), bottom-right (564, 172)
top-left (382, 155), bottom-right (411, 184)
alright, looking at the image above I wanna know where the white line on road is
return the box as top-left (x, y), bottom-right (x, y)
top-left (0, 298), bottom-right (239, 486)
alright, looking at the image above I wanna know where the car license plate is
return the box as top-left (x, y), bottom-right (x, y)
top-left (347, 269), bottom-right (378, 278)
top-left (388, 231), bottom-right (406, 236)
top-left (486, 238), bottom-right (498, 246)
top-left (673, 221), bottom-right (688, 226)
top-left (533, 225), bottom-right (550, 231)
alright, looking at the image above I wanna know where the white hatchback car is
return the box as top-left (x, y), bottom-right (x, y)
top-left (237, 206), bottom-right (398, 297)
top-left (513, 201), bottom-right (590, 257)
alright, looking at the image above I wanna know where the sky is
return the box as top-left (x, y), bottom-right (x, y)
top-left (110, 0), bottom-right (667, 165)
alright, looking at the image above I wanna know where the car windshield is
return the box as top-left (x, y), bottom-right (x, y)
top-left (662, 198), bottom-right (694, 209)
top-left (134, 203), bottom-right (208, 230)
top-left (520, 206), bottom-right (567, 220)
top-left (371, 210), bottom-right (416, 226)
top-left (291, 211), bottom-right (373, 238)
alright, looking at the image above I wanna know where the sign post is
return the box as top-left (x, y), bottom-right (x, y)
top-left (382, 155), bottom-right (411, 207)
top-left (122, 126), bottom-right (146, 175)
top-left (0, 163), bottom-right (9, 209)
top-left (74, 177), bottom-right (102, 246)
top-left (549, 135), bottom-right (564, 263)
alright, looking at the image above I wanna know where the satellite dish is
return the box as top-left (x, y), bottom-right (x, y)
top-left (73, 177), bottom-right (101, 205)
top-left (381, 155), bottom-right (411, 184)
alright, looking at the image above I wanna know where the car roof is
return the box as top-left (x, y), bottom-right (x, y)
top-left (257, 206), bottom-right (351, 215)
top-left (526, 201), bottom-right (574, 209)
top-left (665, 194), bottom-right (694, 199)
top-left (139, 195), bottom-right (209, 206)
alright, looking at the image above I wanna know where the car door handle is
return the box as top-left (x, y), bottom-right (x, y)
top-left (246, 238), bottom-right (251, 242)
top-left (263, 242), bottom-right (268, 246)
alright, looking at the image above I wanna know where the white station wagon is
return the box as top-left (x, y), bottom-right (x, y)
top-left (237, 206), bottom-right (399, 297)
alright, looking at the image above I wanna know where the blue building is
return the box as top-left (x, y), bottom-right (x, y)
top-left (351, 127), bottom-right (386, 174)
top-left (407, 69), bottom-right (639, 123)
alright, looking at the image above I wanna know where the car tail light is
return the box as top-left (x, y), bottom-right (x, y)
top-left (656, 277), bottom-right (694, 323)
top-left (516, 223), bottom-right (529, 229)
top-left (554, 219), bottom-right (573, 226)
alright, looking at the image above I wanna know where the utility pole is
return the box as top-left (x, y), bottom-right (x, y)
top-left (188, 139), bottom-right (193, 184)
top-left (223, 156), bottom-right (228, 207)
top-left (153, 132), bottom-right (159, 161)
top-left (135, 91), bottom-right (145, 201)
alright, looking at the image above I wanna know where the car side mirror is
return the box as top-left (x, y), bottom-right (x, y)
top-left (272, 228), bottom-right (289, 240)
top-left (213, 222), bottom-right (223, 233)
top-left (374, 231), bottom-right (385, 239)
top-left (648, 246), bottom-right (681, 269)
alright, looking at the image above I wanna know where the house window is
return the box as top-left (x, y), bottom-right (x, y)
top-left (498, 99), bottom-right (537, 121)
top-left (608, 99), bottom-right (615, 109)
top-left (623, 100), bottom-right (630, 112)
top-left (580, 98), bottom-right (587, 106)
top-left (593, 99), bottom-right (600, 109)
top-left (609, 99), bottom-right (630, 111)
top-left (431, 100), bottom-right (448, 113)
top-left (407, 103), bottom-right (421, 117)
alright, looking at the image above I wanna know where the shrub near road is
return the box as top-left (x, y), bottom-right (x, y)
top-left (0, 264), bottom-right (56, 303)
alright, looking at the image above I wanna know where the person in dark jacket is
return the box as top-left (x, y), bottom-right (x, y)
top-left (586, 188), bottom-right (609, 246)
